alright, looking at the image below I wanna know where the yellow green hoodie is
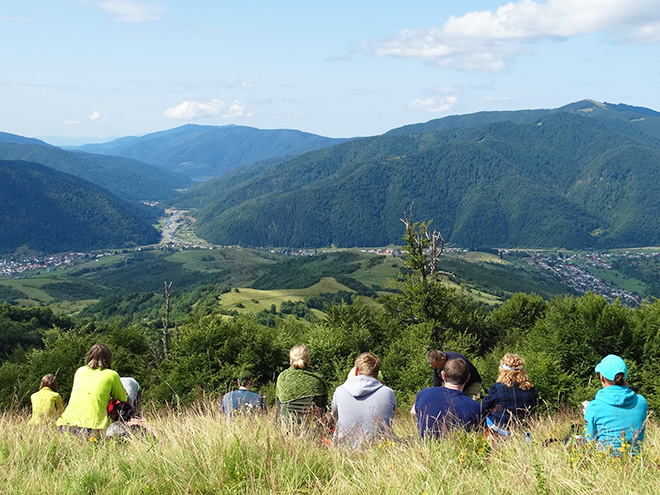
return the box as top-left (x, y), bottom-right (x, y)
top-left (28, 387), bottom-right (64, 425)
top-left (56, 366), bottom-right (127, 430)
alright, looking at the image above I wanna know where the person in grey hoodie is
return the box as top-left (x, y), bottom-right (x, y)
top-left (331, 352), bottom-right (396, 449)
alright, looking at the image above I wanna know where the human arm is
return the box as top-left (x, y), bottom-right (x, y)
top-left (110, 372), bottom-right (128, 402)
top-left (481, 384), bottom-right (499, 414)
top-left (54, 394), bottom-right (64, 416)
top-left (583, 403), bottom-right (597, 441)
top-left (432, 370), bottom-right (442, 387)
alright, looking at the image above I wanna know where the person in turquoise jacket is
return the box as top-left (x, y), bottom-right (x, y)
top-left (583, 354), bottom-right (647, 454)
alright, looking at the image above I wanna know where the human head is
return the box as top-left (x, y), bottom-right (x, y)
top-left (86, 343), bottom-right (112, 370)
top-left (595, 354), bottom-right (628, 386)
top-left (238, 370), bottom-right (253, 388)
top-left (441, 358), bottom-right (470, 386)
top-left (354, 352), bottom-right (381, 378)
top-left (497, 353), bottom-right (534, 391)
top-left (427, 350), bottom-right (447, 370)
top-left (39, 374), bottom-right (58, 392)
top-left (289, 344), bottom-right (310, 369)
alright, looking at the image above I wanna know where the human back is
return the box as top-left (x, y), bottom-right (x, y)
top-left (276, 344), bottom-right (327, 420)
top-left (56, 343), bottom-right (127, 431)
top-left (331, 352), bottom-right (396, 449)
top-left (29, 374), bottom-right (64, 425)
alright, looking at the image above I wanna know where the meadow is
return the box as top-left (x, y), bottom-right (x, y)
top-left (2, 404), bottom-right (659, 495)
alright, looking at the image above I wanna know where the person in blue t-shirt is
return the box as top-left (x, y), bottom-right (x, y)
top-left (583, 354), bottom-right (647, 454)
top-left (220, 370), bottom-right (266, 418)
top-left (412, 358), bottom-right (483, 439)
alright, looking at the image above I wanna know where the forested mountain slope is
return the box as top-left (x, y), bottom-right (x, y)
top-left (74, 124), bottom-right (350, 180)
top-left (180, 100), bottom-right (660, 249)
top-left (0, 160), bottom-right (161, 254)
top-left (0, 139), bottom-right (190, 201)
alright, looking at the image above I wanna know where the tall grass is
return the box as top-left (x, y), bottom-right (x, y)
top-left (1, 405), bottom-right (658, 494)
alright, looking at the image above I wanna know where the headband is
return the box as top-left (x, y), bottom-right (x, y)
top-left (500, 364), bottom-right (522, 371)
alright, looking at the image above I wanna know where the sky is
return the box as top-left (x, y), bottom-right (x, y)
top-left (2, 0), bottom-right (660, 144)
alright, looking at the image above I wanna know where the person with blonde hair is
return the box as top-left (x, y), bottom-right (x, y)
top-left (332, 352), bottom-right (396, 449)
top-left (482, 353), bottom-right (537, 432)
top-left (275, 344), bottom-right (328, 421)
top-left (28, 374), bottom-right (64, 425)
top-left (56, 343), bottom-right (127, 436)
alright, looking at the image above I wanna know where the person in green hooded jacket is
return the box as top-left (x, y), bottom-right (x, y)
top-left (276, 344), bottom-right (327, 422)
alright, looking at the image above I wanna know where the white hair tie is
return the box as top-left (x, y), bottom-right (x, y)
top-left (500, 364), bottom-right (522, 371)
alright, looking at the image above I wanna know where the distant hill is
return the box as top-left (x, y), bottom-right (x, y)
top-left (178, 100), bottom-right (660, 249)
top-left (0, 159), bottom-right (161, 254)
top-left (0, 132), bottom-right (53, 147)
top-left (73, 124), bottom-right (350, 180)
top-left (0, 137), bottom-right (190, 201)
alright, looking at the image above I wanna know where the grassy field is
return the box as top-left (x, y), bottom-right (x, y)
top-left (219, 277), bottom-right (353, 314)
top-left (2, 404), bottom-right (658, 495)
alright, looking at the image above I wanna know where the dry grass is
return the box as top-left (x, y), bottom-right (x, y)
top-left (1, 405), bottom-right (658, 495)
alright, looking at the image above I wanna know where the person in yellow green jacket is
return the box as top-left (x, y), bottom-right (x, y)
top-left (28, 374), bottom-right (64, 425)
top-left (56, 343), bottom-right (127, 436)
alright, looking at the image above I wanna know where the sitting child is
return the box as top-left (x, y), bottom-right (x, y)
top-left (29, 374), bottom-right (64, 425)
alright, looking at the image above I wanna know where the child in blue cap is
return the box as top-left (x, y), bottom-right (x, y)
top-left (583, 354), bottom-right (648, 454)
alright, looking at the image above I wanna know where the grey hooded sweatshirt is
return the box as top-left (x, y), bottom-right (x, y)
top-left (331, 375), bottom-right (396, 449)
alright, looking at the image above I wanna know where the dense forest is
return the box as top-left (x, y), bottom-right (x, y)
top-left (2, 222), bottom-right (660, 418)
top-left (177, 101), bottom-right (660, 249)
top-left (0, 160), bottom-right (161, 253)
top-left (0, 141), bottom-right (189, 201)
top-left (74, 124), bottom-right (349, 180)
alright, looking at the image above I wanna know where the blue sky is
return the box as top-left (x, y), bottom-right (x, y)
top-left (2, 0), bottom-right (660, 144)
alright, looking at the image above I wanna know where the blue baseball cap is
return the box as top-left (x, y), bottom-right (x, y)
top-left (595, 354), bottom-right (628, 381)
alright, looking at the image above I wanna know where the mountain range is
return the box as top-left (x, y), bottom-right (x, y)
top-left (0, 159), bottom-right (160, 254)
top-left (73, 124), bottom-right (349, 180)
top-left (4, 99), bottom-right (660, 253)
top-left (174, 100), bottom-right (660, 249)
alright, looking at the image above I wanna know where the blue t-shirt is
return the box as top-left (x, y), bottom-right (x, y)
top-left (415, 387), bottom-right (482, 438)
top-left (220, 389), bottom-right (265, 417)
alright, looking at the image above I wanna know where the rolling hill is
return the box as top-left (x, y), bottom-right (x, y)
top-left (73, 124), bottom-right (350, 180)
top-left (177, 100), bottom-right (660, 249)
top-left (0, 159), bottom-right (161, 254)
top-left (0, 138), bottom-right (190, 201)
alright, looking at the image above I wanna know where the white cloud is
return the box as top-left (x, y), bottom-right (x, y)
top-left (63, 120), bottom-right (81, 126)
top-left (88, 110), bottom-right (103, 122)
top-left (409, 96), bottom-right (458, 113)
top-left (163, 99), bottom-right (249, 120)
top-left (365, 0), bottom-right (660, 71)
top-left (94, 0), bottom-right (164, 23)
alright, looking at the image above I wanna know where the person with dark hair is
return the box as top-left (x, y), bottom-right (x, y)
top-left (427, 350), bottom-right (482, 400)
top-left (56, 343), bottom-right (127, 437)
top-left (220, 370), bottom-right (266, 417)
top-left (583, 354), bottom-right (648, 454)
top-left (412, 358), bottom-right (482, 438)
top-left (331, 353), bottom-right (396, 449)
top-left (28, 374), bottom-right (64, 425)
top-left (482, 353), bottom-right (537, 434)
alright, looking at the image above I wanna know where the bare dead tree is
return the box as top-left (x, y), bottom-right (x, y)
top-left (400, 205), bottom-right (452, 281)
top-left (162, 281), bottom-right (172, 360)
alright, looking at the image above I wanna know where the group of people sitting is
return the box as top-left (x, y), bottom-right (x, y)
top-left (28, 343), bottom-right (146, 440)
top-left (29, 341), bottom-right (648, 455)
top-left (223, 345), bottom-right (648, 454)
